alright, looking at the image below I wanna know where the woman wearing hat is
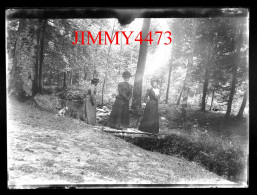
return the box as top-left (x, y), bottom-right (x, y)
top-left (138, 78), bottom-right (160, 134)
top-left (83, 78), bottom-right (99, 125)
top-left (107, 71), bottom-right (133, 130)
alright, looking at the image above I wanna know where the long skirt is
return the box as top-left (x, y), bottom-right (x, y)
top-left (107, 97), bottom-right (129, 128)
top-left (138, 100), bottom-right (159, 134)
top-left (84, 95), bottom-right (96, 125)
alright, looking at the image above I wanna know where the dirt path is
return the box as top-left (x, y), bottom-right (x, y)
top-left (7, 98), bottom-right (236, 188)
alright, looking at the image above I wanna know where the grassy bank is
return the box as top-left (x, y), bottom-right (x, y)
top-left (123, 104), bottom-right (248, 183)
top-left (34, 94), bottom-right (248, 183)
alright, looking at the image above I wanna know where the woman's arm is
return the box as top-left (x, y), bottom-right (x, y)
top-left (142, 89), bottom-right (150, 107)
top-left (144, 89), bottom-right (150, 103)
top-left (127, 85), bottom-right (133, 100)
top-left (118, 83), bottom-right (128, 99)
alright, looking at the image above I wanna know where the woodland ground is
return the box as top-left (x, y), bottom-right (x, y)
top-left (7, 97), bottom-right (245, 188)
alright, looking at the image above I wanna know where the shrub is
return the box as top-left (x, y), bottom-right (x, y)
top-left (122, 131), bottom-right (247, 183)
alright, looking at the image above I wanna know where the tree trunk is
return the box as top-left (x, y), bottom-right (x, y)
top-left (225, 29), bottom-right (243, 119)
top-left (93, 31), bottom-right (100, 78)
top-left (236, 90), bottom-right (247, 118)
top-left (9, 19), bottom-right (26, 98)
top-left (49, 69), bottom-right (53, 87)
top-left (176, 74), bottom-right (187, 105)
top-left (176, 86), bottom-right (184, 106)
top-left (9, 20), bottom-right (39, 105)
top-left (192, 83), bottom-right (198, 104)
top-left (38, 19), bottom-right (47, 94)
top-left (57, 72), bottom-right (59, 91)
top-left (131, 18), bottom-right (151, 110)
top-left (31, 21), bottom-right (41, 97)
top-left (225, 65), bottom-right (238, 118)
top-left (209, 88), bottom-right (215, 111)
top-left (63, 72), bottom-right (67, 89)
top-left (181, 19), bottom-right (198, 108)
top-left (201, 43), bottom-right (212, 111)
top-left (181, 60), bottom-right (191, 107)
top-left (102, 20), bottom-right (115, 106)
top-left (165, 58), bottom-right (173, 104)
top-left (70, 70), bottom-right (73, 85)
top-left (159, 73), bottom-right (165, 98)
top-left (205, 93), bottom-right (209, 106)
top-left (182, 88), bottom-right (190, 108)
top-left (201, 68), bottom-right (210, 111)
top-left (9, 24), bottom-right (19, 92)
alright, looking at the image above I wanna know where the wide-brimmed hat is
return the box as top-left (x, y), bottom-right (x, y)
top-left (91, 78), bottom-right (100, 84)
top-left (122, 71), bottom-right (132, 78)
top-left (150, 78), bottom-right (160, 85)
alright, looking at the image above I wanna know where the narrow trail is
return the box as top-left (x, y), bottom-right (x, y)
top-left (7, 98), bottom-right (236, 187)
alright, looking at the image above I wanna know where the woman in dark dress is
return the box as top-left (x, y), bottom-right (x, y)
top-left (83, 78), bottom-right (99, 126)
top-left (138, 79), bottom-right (160, 134)
top-left (107, 71), bottom-right (133, 130)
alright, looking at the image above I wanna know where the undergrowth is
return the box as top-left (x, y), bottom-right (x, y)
top-left (123, 133), bottom-right (247, 183)
top-left (123, 103), bottom-right (248, 183)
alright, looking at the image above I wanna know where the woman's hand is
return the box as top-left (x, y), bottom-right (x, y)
top-left (142, 103), bottom-right (146, 109)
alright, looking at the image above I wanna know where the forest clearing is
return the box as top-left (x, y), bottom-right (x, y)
top-left (8, 96), bottom-right (242, 187)
top-left (6, 8), bottom-right (249, 188)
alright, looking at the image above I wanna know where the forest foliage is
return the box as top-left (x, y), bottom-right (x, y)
top-left (6, 12), bottom-right (249, 184)
top-left (6, 17), bottom-right (248, 119)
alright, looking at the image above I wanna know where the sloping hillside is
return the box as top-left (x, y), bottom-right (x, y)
top-left (7, 98), bottom-right (237, 188)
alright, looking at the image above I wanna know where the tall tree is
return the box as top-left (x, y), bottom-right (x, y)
top-left (9, 19), bottom-right (26, 97)
top-left (176, 67), bottom-right (187, 105)
top-left (236, 90), bottom-right (247, 118)
top-left (38, 19), bottom-right (47, 94)
top-left (102, 20), bottom-right (115, 106)
top-left (201, 49), bottom-right (211, 111)
top-left (165, 54), bottom-right (173, 104)
top-left (181, 19), bottom-right (198, 108)
top-left (209, 87), bottom-right (216, 111)
top-left (63, 72), bottom-right (67, 89)
top-left (225, 25), bottom-right (244, 118)
top-left (31, 20), bottom-right (41, 97)
top-left (131, 18), bottom-right (151, 110)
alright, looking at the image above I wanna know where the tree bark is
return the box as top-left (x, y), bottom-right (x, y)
top-left (49, 69), bottom-right (52, 86)
top-left (131, 18), bottom-right (151, 110)
top-left (10, 19), bottom-right (26, 97)
top-left (225, 29), bottom-right (243, 119)
top-left (32, 21), bottom-right (41, 97)
top-left (201, 67), bottom-right (210, 111)
top-left (57, 72), bottom-right (59, 91)
top-left (181, 19), bottom-right (198, 108)
top-left (176, 74), bottom-right (187, 105)
top-left (201, 42), bottom-right (212, 111)
top-left (192, 83), bottom-right (198, 104)
top-left (70, 70), bottom-right (73, 85)
top-left (182, 88), bottom-right (190, 108)
top-left (236, 90), bottom-right (247, 118)
top-left (38, 19), bottom-right (47, 94)
top-left (209, 88), bottom-right (215, 111)
top-left (102, 20), bottom-right (115, 106)
top-left (165, 58), bottom-right (173, 104)
top-left (225, 65), bottom-right (238, 118)
top-left (159, 75), bottom-right (164, 98)
top-left (176, 86), bottom-right (184, 106)
top-left (63, 72), bottom-right (67, 89)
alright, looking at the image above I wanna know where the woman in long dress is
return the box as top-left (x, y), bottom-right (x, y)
top-left (107, 71), bottom-right (133, 130)
top-left (138, 79), bottom-right (160, 134)
top-left (84, 78), bottom-right (99, 125)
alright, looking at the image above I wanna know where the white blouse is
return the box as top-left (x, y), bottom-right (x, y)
top-left (152, 88), bottom-right (160, 97)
